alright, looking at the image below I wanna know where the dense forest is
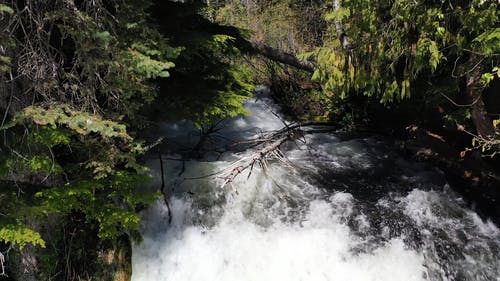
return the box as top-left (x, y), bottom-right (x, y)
top-left (0, 0), bottom-right (499, 280)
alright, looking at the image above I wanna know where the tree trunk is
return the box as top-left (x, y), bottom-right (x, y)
top-left (332, 0), bottom-right (353, 50)
top-left (466, 55), bottom-right (495, 139)
top-left (249, 41), bottom-right (316, 72)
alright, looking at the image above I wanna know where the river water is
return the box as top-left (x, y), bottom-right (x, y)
top-left (132, 89), bottom-right (500, 281)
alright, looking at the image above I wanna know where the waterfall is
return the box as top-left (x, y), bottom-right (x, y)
top-left (132, 88), bottom-right (500, 281)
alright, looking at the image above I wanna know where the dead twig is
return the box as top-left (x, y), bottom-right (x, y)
top-left (159, 151), bottom-right (172, 224)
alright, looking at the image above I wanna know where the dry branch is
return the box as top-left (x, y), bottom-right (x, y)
top-left (0, 251), bottom-right (6, 277)
top-left (143, 137), bottom-right (166, 152)
top-left (221, 122), bottom-right (339, 185)
top-left (222, 136), bottom-right (289, 185)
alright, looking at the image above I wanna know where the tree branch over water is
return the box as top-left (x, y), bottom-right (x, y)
top-left (221, 122), bottom-right (339, 185)
top-left (249, 41), bottom-right (316, 72)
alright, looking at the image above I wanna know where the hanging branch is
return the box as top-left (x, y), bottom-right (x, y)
top-left (159, 151), bottom-right (172, 224)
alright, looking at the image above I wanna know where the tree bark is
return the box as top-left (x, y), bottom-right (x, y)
top-left (249, 41), bottom-right (316, 72)
top-left (332, 0), bottom-right (353, 50)
top-left (466, 55), bottom-right (495, 139)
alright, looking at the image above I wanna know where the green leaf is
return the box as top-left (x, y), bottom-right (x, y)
top-left (0, 4), bottom-right (14, 15)
top-left (493, 119), bottom-right (500, 128)
top-left (0, 225), bottom-right (46, 249)
top-left (473, 28), bottom-right (500, 54)
top-left (428, 41), bottom-right (444, 71)
top-left (482, 72), bottom-right (494, 85)
top-left (324, 7), bottom-right (350, 21)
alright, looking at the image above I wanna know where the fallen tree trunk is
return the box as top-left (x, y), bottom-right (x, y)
top-left (223, 136), bottom-right (289, 185)
top-left (221, 122), bottom-right (339, 184)
top-left (157, 122), bottom-right (339, 184)
top-left (249, 41), bottom-right (316, 72)
top-left (245, 0), bottom-right (354, 72)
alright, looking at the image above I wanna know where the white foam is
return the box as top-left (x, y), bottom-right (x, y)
top-left (470, 213), bottom-right (500, 237)
top-left (400, 189), bottom-right (444, 226)
top-left (133, 199), bottom-right (426, 281)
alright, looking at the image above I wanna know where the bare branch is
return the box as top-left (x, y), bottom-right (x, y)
top-left (222, 136), bottom-right (290, 185)
top-left (220, 122), bottom-right (339, 185)
top-left (159, 151), bottom-right (172, 224)
top-left (143, 137), bottom-right (166, 152)
top-left (0, 251), bottom-right (7, 277)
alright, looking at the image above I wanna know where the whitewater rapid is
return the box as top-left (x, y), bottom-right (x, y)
top-left (132, 89), bottom-right (500, 281)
